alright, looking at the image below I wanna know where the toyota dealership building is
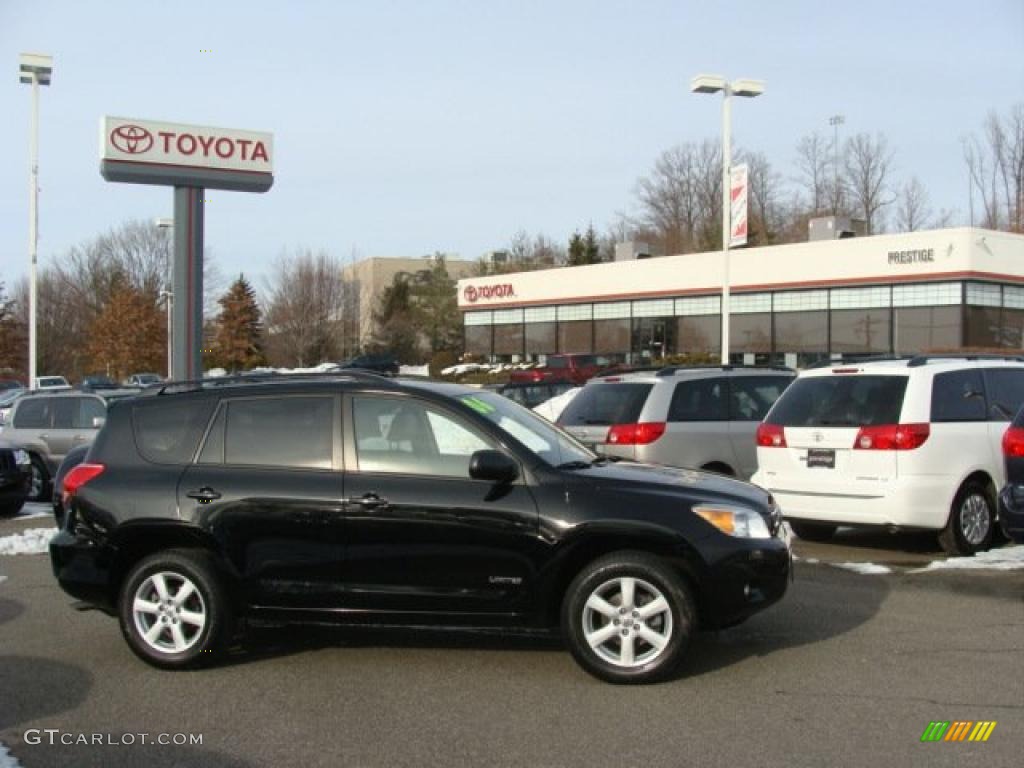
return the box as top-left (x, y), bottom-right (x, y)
top-left (456, 227), bottom-right (1024, 368)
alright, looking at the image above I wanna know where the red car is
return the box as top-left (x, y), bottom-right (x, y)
top-left (509, 354), bottom-right (617, 387)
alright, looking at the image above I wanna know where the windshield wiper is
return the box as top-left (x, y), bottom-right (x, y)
top-left (590, 455), bottom-right (622, 465)
top-left (556, 461), bottom-right (592, 470)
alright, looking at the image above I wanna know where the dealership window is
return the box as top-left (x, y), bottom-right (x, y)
top-left (675, 296), bottom-right (720, 316)
top-left (1001, 308), bottom-right (1024, 348)
top-left (773, 290), bottom-right (827, 312)
top-left (593, 318), bottom-right (631, 356)
top-left (730, 293), bottom-right (772, 314)
top-left (966, 282), bottom-right (1001, 307)
top-left (524, 322), bottom-right (557, 358)
top-left (830, 286), bottom-right (891, 309)
top-left (830, 308), bottom-right (891, 354)
top-left (773, 310), bottom-right (828, 365)
top-left (892, 282), bottom-right (961, 307)
top-left (493, 324), bottom-right (524, 358)
top-left (677, 316), bottom-right (720, 356)
top-left (730, 313), bottom-right (772, 357)
top-left (632, 299), bottom-right (674, 318)
top-left (557, 304), bottom-right (593, 322)
top-left (558, 321), bottom-right (593, 354)
top-left (594, 301), bottom-right (631, 320)
top-left (894, 306), bottom-right (961, 353)
top-left (1004, 286), bottom-right (1024, 310)
top-left (964, 306), bottom-right (1002, 348)
top-left (464, 311), bottom-right (493, 326)
top-left (464, 325), bottom-right (492, 357)
top-left (632, 317), bottom-right (677, 362)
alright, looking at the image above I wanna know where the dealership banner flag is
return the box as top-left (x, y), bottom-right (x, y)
top-left (729, 163), bottom-right (749, 248)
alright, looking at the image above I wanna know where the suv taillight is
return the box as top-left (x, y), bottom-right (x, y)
top-left (756, 423), bottom-right (787, 447)
top-left (1003, 425), bottom-right (1024, 457)
top-left (62, 463), bottom-right (105, 505)
top-left (853, 424), bottom-right (929, 450)
top-left (606, 422), bottom-right (666, 445)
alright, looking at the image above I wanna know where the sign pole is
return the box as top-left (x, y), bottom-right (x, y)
top-left (172, 187), bottom-right (204, 380)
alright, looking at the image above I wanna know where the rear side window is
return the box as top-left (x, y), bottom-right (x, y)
top-left (224, 397), bottom-right (334, 469)
top-left (729, 376), bottom-right (793, 421)
top-left (931, 370), bottom-right (987, 423)
top-left (558, 383), bottom-right (654, 426)
top-left (668, 378), bottom-right (728, 422)
top-left (767, 375), bottom-right (908, 427)
top-left (982, 368), bottom-right (1024, 421)
top-left (133, 399), bottom-right (216, 464)
top-left (13, 398), bottom-right (51, 428)
top-left (80, 398), bottom-right (106, 428)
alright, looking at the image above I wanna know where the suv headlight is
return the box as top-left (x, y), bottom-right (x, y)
top-left (13, 449), bottom-right (30, 466)
top-left (694, 504), bottom-right (772, 539)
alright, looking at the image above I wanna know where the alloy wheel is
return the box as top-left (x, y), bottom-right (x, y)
top-left (581, 576), bottom-right (673, 668)
top-left (132, 572), bottom-right (207, 654)
top-left (959, 493), bottom-right (991, 547)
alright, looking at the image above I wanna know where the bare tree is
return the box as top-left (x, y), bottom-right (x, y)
top-left (844, 132), bottom-right (894, 234)
top-left (739, 149), bottom-right (787, 245)
top-left (263, 249), bottom-right (348, 367)
top-left (964, 104), bottom-right (1024, 232)
top-left (896, 176), bottom-right (933, 232)
top-left (794, 131), bottom-right (832, 216)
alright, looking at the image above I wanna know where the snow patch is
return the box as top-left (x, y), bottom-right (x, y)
top-left (399, 365), bottom-right (429, 377)
top-left (533, 388), bottom-right (581, 422)
top-left (15, 502), bottom-right (52, 520)
top-left (829, 561), bottom-right (892, 575)
top-left (0, 528), bottom-right (58, 556)
top-left (911, 545), bottom-right (1024, 572)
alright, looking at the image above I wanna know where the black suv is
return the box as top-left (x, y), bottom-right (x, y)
top-left (50, 373), bottom-right (790, 683)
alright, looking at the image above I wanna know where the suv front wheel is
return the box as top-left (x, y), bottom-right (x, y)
top-left (118, 550), bottom-right (233, 668)
top-left (562, 552), bottom-right (694, 684)
top-left (939, 481), bottom-right (995, 556)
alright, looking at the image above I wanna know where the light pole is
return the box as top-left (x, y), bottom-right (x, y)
top-left (155, 218), bottom-right (174, 378)
top-left (18, 53), bottom-right (53, 387)
top-left (829, 114), bottom-right (844, 213)
top-left (691, 74), bottom-right (764, 365)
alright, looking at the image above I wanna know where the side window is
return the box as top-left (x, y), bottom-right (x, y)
top-left (198, 405), bottom-right (226, 464)
top-left (53, 398), bottom-right (78, 428)
top-left (982, 369), bottom-right (1024, 421)
top-left (668, 378), bottom-right (728, 422)
top-left (134, 399), bottom-right (217, 464)
top-left (224, 397), bottom-right (333, 469)
top-left (79, 398), bottom-right (106, 429)
top-left (13, 398), bottom-right (51, 428)
top-left (931, 370), bottom-right (987, 423)
top-left (729, 376), bottom-right (792, 421)
top-left (353, 397), bottom-right (493, 477)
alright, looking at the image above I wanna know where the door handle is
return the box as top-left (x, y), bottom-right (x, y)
top-left (186, 487), bottom-right (222, 503)
top-left (345, 493), bottom-right (389, 511)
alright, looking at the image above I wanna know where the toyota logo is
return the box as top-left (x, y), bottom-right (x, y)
top-left (464, 285), bottom-right (479, 303)
top-left (110, 124), bottom-right (154, 155)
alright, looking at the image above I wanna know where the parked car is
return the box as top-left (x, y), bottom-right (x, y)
top-left (0, 388), bottom-right (27, 427)
top-left (509, 354), bottom-right (618, 387)
top-left (558, 366), bottom-right (795, 480)
top-left (997, 407), bottom-right (1024, 543)
top-left (0, 440), bottom-right (32, 516)
top-left (497, 381), bottom-right (577, 410)
top-left (337, 354), bottom-right (400, 375)
top-left (3, 392), bottom-right (108, 501)
top-left (126, 373), bottom-right (163, 387)
top-left (80, 375), bottom-right (119, 392)
top-left (34, 376), bottom-right (71, 391)
top-left (752, 355), bottom-right (1024, 555)
top-left (50, 371), bottom-right (790, 682)
top-left (0, 379), bottom-right (23, 392)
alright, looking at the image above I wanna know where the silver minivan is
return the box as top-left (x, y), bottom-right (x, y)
top-left (558, 366), bottom-right (795, 478)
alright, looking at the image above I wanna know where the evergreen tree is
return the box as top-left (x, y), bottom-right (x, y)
top-left (372, 275), bottom-right (420, 363)
top-left (567, 225), bottom-right (602, 266)
top-left (214, 274), bottom-right (265, 371)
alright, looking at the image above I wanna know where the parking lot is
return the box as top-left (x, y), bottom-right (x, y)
top-left (2, 509), bottom-right (1021, 768)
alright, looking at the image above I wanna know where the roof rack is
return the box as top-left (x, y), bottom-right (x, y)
top-left (654, 364), bottom-right (794, 377)
top-left (805, 355), bottom-right (914, 370)
top-left (150, 369), bottom-right (394, 396)
top-left (907, 353), bottom-right (1024, 367)
top-left (593, 366), bottom-right (663, 378)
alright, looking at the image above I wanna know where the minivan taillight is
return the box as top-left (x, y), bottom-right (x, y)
top-left (62, 463), bottom-right (105, 504)
top-left (606, 422), bottom-right (666, 445)
top-left (1002, 425), bottom-right (1024, 457)
top-left (853, 424), bottom-right (929, 450)
top-left (756, 423), bottom-right (787, 447)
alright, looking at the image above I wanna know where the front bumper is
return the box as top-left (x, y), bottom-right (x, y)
top-left (696, 530), bottom-right (791, 630)
top-left (998, 485), bottom-right (1024, 543)
top-left (49, 530), bottom-right (116, 611)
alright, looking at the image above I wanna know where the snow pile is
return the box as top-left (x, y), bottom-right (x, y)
top-left (829, 561), bottom-right (892, 575)
top-left (533, 387), bottom-right (582, 422)
top-left (0, 528), bottom-right (58, 556)
top-left (399, 364), bottom-right (430, 377)
top-left (912, 545), bottom-right (1024, 572)
top-left (441, 363), bottom-right (491, 376)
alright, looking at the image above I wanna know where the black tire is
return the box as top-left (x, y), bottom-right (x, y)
top-left (938, 481), bottom-right (995, 556)
top-left (27, 454), bottom-right (50, 502)
top-left (118, 549), bottom-right (234, 669)
top-left (0, 499), bottom-right (25, 517)
top-left (789, 521), bottom-right (838, 542)
top-left (562, 551), bottom-right (695, 684)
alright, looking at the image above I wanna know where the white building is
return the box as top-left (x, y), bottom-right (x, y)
top-left (456, 228), bottom-right (1024, 367)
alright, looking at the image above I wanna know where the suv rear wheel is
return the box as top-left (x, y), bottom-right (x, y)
top-left (562, 552), bottom-right (694, 684)
top-left (118, 550), bottom-right (233, 668)
top-left (789, 521), bottom-right (837, 542)
top-left (939, 481), bottom-right (994, 556)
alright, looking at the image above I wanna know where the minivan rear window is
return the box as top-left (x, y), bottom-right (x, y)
top-left (766, 375), bottom-right (908, 427)
top-left (558, 383), bottom-right (653, 426)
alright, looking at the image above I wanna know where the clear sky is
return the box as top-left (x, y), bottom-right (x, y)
top-left (2, 0), bottom-right (1022, 289)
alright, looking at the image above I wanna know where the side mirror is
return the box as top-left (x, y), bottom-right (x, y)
top-left (92, 416), bottom-right (106, 429)
top-left (469, 449), bottom-right (519, 484)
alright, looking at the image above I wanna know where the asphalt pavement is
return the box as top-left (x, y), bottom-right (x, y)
top-left (1, 513), bottom-right (1022, 768)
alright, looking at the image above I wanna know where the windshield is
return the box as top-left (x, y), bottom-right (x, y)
top-left (459, 392), bottom-right (595, 467)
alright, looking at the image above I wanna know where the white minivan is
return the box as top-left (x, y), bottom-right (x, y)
top-left (751, 355), bottom-right (1024, 555)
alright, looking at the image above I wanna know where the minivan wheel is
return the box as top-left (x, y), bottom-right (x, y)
top-left (789, 521), bottom-right (838, 542)
top-left (27, 455), bottom-right (50, 502)
top-left (562, 552), bottom-right (694, 684)
top-left (939, 482), bottom-right (994, 556)
top-left (119, 550), bottom-right (233, 669)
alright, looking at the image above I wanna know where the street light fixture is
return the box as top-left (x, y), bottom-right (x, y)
top-left (19, 52), bottom-right (53, 387)
top-left (690, 73), bottom-right (765, 365)
top-left (155, 218), bottom-right (174, 378)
